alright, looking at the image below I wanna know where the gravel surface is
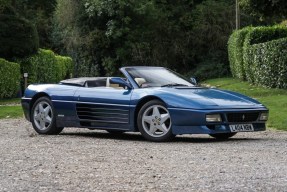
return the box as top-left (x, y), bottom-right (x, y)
top-left (1, 118), bottom-right (287, 192)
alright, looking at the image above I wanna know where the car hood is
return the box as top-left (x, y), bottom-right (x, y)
top-left (152, 87), bottom-right (265, 109)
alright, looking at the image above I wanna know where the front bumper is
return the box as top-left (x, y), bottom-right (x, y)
top-left (172, 123), bottom-right (266, 135)
top-left (21, 97), bottom-right (31, 121)
top-left (169, 107), bottom-right (268, 135)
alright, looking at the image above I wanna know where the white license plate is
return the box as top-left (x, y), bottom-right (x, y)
top-left (230, 124), bottom-right (254, 132)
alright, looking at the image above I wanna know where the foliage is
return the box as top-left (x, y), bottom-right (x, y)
top-left (188, 60), bottom-right (229, 81)
top-left (228, 27), bottom-right (251, 80)
top-left (0, 58), bottom-right (20, 99)
top-left (55, 55), bottom-right (74, 81)
top-left (204, 78), bottom-right (287, 130)
top-left (248, 37), bottom-right (287, 88)
top-left (228, 26), bottom-right (287, 88)
top-left (0, 14), bottom-right (39, 59)
top-left (0, 0), bottom-right (11, 13)
top-left (191, 0), bottom-right (235, 65)
top-left (19, 49), bottom-right (73, 87)
top-left (53, 0), bottom-right (235, 77)
top-left (7, 0), bottom-right (57, 48)
top-left (243, 26), bottom-right (287, 83)
top-left (280, 20), bottom-right (287, 27)
top-left (239, 0), bottom-right (287, 24)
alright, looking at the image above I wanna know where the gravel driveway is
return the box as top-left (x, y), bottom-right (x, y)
top-left (1, 118), bottom-right (287, 192)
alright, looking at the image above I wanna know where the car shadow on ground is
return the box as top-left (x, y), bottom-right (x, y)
top-left (59, 130), bottom-right (262, 143)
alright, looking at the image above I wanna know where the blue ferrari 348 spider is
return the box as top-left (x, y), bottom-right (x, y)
top-left (22, 66), bottom-right (268, 141)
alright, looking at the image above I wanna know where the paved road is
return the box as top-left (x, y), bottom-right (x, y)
top-left (0, 118), bottom-right (287, 191)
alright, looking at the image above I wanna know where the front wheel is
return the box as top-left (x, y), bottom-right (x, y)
top-left (31, 97), bottom-right (64, 135)
top-left (137, 100), bottom-right (174, 142)
top-left (209, 133), bottom-right (237, 140)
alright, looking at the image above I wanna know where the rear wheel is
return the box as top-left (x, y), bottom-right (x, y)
top-left (31, 97), bottom-right (64, 135)
top-left (209, 133), bottom-right (237, 140)
top-left (137, 100), bottom-right (174, 142)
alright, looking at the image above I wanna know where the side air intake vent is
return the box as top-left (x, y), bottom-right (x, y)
top-left (76, 103), bottom-right (129, 125)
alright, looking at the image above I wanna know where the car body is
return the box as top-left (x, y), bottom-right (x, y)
top-left (22, 66), bottom-right (268, 141)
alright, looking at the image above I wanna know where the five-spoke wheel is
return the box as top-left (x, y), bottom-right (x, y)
top-left (31, 97), bottom-right (63, 134)
top-left (138, 100), bottom-right (174, 142)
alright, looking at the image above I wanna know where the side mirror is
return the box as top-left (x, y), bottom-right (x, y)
top-left (110, 77), bottom-right (132, 89)
top-left (190, 77), bottom-right (197, 86)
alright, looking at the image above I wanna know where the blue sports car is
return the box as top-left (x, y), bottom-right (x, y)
top-left (22, 66), bottom-right (268, 142)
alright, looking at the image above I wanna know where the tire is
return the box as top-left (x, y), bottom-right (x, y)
top-left (137, 100), bottom-right (174, 142)
top-left (31, 97), bottom-right (64, 135)
top-left (209, 133), bottom-right (237, 140)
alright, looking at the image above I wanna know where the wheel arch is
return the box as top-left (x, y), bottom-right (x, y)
top-left (134, 96), bottom-right (166, 131)
top-left (29, 92), bottom-right (51, 120)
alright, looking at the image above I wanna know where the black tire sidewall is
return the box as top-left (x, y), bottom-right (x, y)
top-left (137, 100), bottom-right (173, 142)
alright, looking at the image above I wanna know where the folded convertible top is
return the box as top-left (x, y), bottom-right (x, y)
top-left (59, 77), bottom-right (107, 87)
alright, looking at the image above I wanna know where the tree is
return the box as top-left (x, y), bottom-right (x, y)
top-left (53, 0), bottom-right (237, 78)
top-left (0, 1), bottom-right (39, 59)
top-left (240, 0), bottom-right (287, 24)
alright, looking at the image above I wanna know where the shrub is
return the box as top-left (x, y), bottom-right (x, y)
top-left (281, 20), bottom-right (287, 27)
top-left (243, 26), bottom-right (287, 83)
top-left (18, 49), bottom-right (74, 87)
top-left (0, 58), bottom-right (20, 98)
top-left (228, 27), bottom-right (251, 80)
top-left (188, 60), bottom-right (229, 81)
top-left (20, 49), bottom-right (58, 85)
top-left (249, 37), bottom-right (287, 88)
top-left (55, 55), bottom-right (73, 81)
top-left (0, 14), bottom-right (39, 59)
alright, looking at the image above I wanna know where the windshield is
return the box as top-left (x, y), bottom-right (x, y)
top-left (125, 67), bottom-right (194, 88)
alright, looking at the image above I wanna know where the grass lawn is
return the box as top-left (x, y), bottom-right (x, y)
top-left (204, 78), bottom-right (287, 131)
top-left (0, 98), bottom-right (23, 119)
top-left (0, 106), bottom-right (23, 119)
top-left (0, 98), bottom-right (20, 105)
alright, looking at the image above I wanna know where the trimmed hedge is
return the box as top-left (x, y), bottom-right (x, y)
top-left (248, 38), bottom-right (287, 88)
top-left (228, 26), bottom-right (287, 88)
top-left (19, 49), bottom-right (73, 86)
top-left (228, 27), bottom-right (251, 80)
top-left (243, 26), bottom-right (287, 83)
top-left (0, 14), bottom-right (39, 59)
top-left (55, 55), bottom-right (73, 82)
top-left (0, 58), bottom-right (20, 98)
top-left (20, 49), bottom-right (57, 85)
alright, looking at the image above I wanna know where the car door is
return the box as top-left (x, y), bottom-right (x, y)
top-left (74, 87), bottom-right (132, 130)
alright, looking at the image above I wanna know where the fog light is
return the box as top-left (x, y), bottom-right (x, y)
top-left (206, 114), bottom-right (222, 122)
top-left (259, 112), bottom-right (268, 121)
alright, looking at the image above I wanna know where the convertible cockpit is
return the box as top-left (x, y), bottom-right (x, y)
top-left (59, 77), bottom-right (125, 89)
top-left (59, 77), bottom-right (147, 88)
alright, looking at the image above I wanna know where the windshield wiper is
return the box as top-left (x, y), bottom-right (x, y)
top-left (161, 83), bottom-right (188, 87)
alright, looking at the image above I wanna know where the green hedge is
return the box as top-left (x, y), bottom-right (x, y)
top-left (243, 26), bottom-right (287, 83)
top-left (0, 58), bottom-right (20, 98)
top-left (228, 26), bottom-right (287, 88)
top-left (55, 55), bottom-right (73, 82)
top-left (249, 38), bottom-right (287, 88)
top-left (228, 27), bottom-right (251, 80)
top-left (19, 49), bottom-right (74, 86)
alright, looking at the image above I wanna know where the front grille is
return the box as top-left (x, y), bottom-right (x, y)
top-left (227, 112), bottom-right (259, 122)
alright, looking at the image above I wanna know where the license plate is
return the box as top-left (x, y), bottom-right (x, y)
top-left (229, 124), bottom-right (254, 132)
